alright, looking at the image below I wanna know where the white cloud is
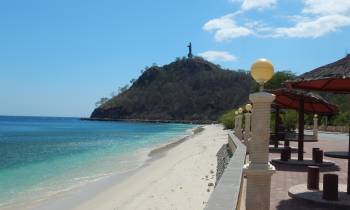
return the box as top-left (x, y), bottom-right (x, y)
top-left (272, 0), bottom-right (350, 38)
top-left (274, 14), bottom-right (350, 38)
top-left (303, 0), bottom-right (350, 15)
top-left (241, 0), bottom-right (277, 11)
top-left (203, 13), bottom-right (252, 42)
top-left (204, 0), bottom-right (350, 41)
top-left (199, 51), bottom-right (237, 62)
top-left (229, 0), bottom-right (277, 10)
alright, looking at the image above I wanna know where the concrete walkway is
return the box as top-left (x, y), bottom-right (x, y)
top-left (268, 131), bottom-right (349, 210)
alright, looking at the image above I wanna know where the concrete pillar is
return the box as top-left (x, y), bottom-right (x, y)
top-left (236, 114), bottom-right (243, 141)
top-left (234, 113), bottom-right (238, 134)
top-left (244, 112), bottom-right (252, 147)
top-left (313, 114), bottom-right (318, 141)
top-left (244, 92), bottom-right (276, 210)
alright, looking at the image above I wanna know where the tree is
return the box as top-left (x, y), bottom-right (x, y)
top-left (95, 97), bottom-right (109, 107)
top-left (151, 62), bottom-right (158, 67)
top-left (251, 70), bottom-right (297, 92)
top-left (282, 110), bottom-right (298, 131)
top-left (265, 71), bottom-right (296, 89)
top-left (118, 84), bottom-right (129, 94)
top-left (110, 91), bottom-right (117, 97)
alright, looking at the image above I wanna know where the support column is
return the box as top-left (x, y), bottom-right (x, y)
top-left (234, 112), bottom-right (238, 134)
top-left (244, 92), bottom-right (276, 210)
top-left (244, 112), bottom-right (252, 141)
top-left (313, 114), bottom-right (318, 141)
top-left (298, 98), bottom-right (305, 161)
top-left (348, 124), bottom-right (350, 194)
top-left (237, 113), bottom-right (244, 141)
top-left (274, 107), bottom-right (280, 148)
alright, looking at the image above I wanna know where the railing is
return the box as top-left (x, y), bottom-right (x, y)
top-left (310, 125), bottom-right (349, 133)
top-left (205, 132), bottom-right (246, 210)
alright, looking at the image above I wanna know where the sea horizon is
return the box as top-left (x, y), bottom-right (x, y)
top-left (0, 115), bottom-right (86, 119)
top-left (0, 116), bottom-right (195, 209)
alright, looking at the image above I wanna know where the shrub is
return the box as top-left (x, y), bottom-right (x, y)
top-left (218, 109), bottom-right (235, 129)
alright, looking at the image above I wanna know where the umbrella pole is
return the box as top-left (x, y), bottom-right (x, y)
top-left (348, 124), bottom-right (350, 194)
top-left (298, 98), bottom-right (304, 161)
top-left (274, 107), bottom-right (279, 148)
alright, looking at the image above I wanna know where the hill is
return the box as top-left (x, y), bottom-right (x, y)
top-left (90, 57), bottom-right (253, 123)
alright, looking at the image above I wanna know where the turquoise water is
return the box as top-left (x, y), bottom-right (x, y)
top-left (0, 116), bottom-right (194, 207)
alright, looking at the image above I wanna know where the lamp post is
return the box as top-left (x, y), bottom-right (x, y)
top-left (237, 108), bottom-right (244, 140)
top-left (313, 114), bottom-right (318, 141)
top-left (234, 110), bottom-right (239, 134)
top-left (244, 104), bottom-right (252, 142)
top-left (244, 59), bottom-right (276, 210)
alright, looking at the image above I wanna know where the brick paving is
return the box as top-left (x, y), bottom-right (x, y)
top-left (268, 132), bottom-right (349, 210)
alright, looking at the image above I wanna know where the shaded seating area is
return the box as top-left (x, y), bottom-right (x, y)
top-left (285, 133), bottom-right (318, 142)
top-left (267, 88), bottom-right (338, 162)
top-left (288, 166), bottom-right (350, 209)
top-left (268, 105), bottom-right (299, 153)
top-left (283, 54), bottom-right (350, 206)
top-left (231, 57), bottom-right (350, 210)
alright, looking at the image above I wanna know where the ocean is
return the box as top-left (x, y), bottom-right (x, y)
top-left (0, 116), bottom-right (195, 208)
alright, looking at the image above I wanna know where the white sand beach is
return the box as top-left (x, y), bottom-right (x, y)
top-left (9, 124), bottom-right (229, 210)
top-left (67, 124), bottom-right (227, 210)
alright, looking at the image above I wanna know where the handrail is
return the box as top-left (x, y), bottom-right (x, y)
top-left (205, 132), bottom-right (246, 210)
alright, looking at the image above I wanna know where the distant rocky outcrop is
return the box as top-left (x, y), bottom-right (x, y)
top-left (91, 57), bottom-right (253, 123)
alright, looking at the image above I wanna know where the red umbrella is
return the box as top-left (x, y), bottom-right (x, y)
top-left (269, 88), bottom-right (338, 114)
top-left (286, 54), bottom-right (350, 93)
top-left (267, 88), bottom-right (338, 160)
top-left (286, 54), bottom-right (350, 194)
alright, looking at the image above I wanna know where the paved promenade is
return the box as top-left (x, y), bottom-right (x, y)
top-left (269, 131), bottom-right (349, 210)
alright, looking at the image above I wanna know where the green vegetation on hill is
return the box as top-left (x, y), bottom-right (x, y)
top-left (91, 57), bottom-right (253, 122)
top-left (218, 109), bottom-right (236, 129)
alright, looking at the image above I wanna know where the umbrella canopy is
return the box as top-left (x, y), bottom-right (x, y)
top-left (268, 88), bottom-right (338, 115)
top-left (286, 54), bottom-right (350, 93)
top-left (268, 88), bottom-right (338, 161)
top-left (283, 55), bottom-right (350, 194)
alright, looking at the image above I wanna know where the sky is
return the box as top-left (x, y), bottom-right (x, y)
top-left (0, 0), bottom-right (350, 117)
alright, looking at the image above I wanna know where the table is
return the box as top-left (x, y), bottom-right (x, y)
top-left (324, 151), bottom-right (350, 194)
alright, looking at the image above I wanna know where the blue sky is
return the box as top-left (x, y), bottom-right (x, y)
top-left (1, 0), bottom-right (350, 117)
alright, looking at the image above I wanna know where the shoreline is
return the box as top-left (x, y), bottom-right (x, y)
top-left (147, 126), bottom-right (204, 161)
top-left (68, 124), bottom-right (227, 210)
top-left (1, 125), bottom-right (207, 210)
top-left (81, 117), bottom-right (217, 124)
top-left (8, 124), bottom-right (227, 210)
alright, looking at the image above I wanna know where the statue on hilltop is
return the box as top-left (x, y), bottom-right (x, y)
top-left (187, 42), bottom-right (193, 59)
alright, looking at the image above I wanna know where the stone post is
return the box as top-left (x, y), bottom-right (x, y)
top-left (313, 114), bottom-right (318, 141)
top-left (244, 112), bottom-right (252, 145)
top-left (244, 92), bottom-right (276, 210)
top-left (237, 113), bottom-right (243, 141)
top-left (234, 114), bottom-right (238, 134)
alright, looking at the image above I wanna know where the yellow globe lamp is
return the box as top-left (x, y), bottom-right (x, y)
top-left (245, 103), bottom-right (252, 112)
top-left (235, 111), bottom-right (239, 115)
top-left (314, 114), bottom-right (318, 118)
top-left (238, 107), bottom-right (243, 114)
top-left (251, 58), bottom-right (274, 91)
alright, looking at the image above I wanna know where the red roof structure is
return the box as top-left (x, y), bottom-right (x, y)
top-left (267, 88), bottom-right (338, 160)
top-left (286, 54), bottom-right (350, 93)
top-left (268, 88), bottom-right (338, 115)
top-left (286, 54), bottom-right (350, 194)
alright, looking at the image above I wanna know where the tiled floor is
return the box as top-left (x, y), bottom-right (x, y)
top-left (268, 132), bottom-right (349, 210)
